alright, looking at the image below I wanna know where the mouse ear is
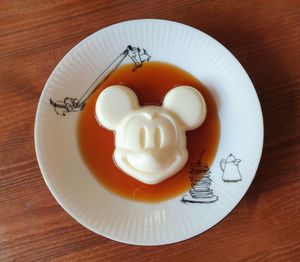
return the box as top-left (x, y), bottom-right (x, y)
top-left (95, 85), bottom-right (139, 130)
top-left (162, 86), bottom-right (207, 130)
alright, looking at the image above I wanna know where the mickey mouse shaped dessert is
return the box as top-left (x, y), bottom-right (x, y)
top-left (95, 85), bottom-right (207, 184)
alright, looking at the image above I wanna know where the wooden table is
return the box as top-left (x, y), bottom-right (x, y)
top-left (1, 1), bottom-right (300, 261)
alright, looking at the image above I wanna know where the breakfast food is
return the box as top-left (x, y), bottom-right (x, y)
top-left (181, 159), bottom-right (218, 203)
top-left (95, 85), bottom-right (207, 184)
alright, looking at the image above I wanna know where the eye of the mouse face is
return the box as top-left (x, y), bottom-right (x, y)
top-left (124, 113), bottom-right (177, 150)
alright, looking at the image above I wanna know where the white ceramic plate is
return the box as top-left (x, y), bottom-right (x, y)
top-left (35, 19), bottom-right (263, 245)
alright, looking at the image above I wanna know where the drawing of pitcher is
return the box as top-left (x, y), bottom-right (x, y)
top-left (220, 154), bottom-right (242, 182)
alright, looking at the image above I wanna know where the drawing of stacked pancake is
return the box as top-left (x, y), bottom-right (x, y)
top-left (181, 158), bottom-right (218, 203)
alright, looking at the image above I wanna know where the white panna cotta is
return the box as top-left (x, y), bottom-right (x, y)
top-left (95, 85), bottom-right (207, 184)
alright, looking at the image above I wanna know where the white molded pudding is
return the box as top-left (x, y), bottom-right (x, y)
top-left (95, 85), bottom-right (207, 184)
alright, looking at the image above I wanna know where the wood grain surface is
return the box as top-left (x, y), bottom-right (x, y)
top-left (1, 0), bottom-right (300, 261)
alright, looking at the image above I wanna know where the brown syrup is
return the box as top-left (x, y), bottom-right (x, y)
top-left (77, 61), bottom-right (220, 203)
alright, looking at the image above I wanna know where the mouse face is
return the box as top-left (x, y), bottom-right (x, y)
top-left (114, 107), bottom-right (187, 183)
top-left (95, 85), bottom-right (206, 184)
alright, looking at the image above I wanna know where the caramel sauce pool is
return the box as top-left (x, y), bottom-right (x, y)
top-left (77, 62), bottom-right (220, 203)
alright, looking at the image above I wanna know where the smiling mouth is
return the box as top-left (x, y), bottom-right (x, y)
top-left (113, 149), bottom-right (188, 184)
top-left (124, 153), bottom-right (179, 174)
